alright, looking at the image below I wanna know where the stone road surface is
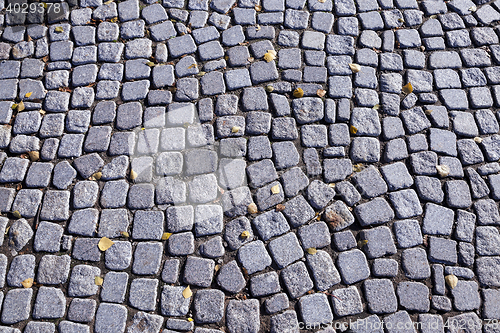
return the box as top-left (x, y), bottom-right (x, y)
top-left (0, 0), bottom-right (500, 331)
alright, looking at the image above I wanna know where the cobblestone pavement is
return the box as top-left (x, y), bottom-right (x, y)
top-left (1, 0), bottom-right (500, 331)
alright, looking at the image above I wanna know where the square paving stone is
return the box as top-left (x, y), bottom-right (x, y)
top-left (268, 232), bottom-right (304, 268)
top-left (402, 247), bottom-right (430, 279)
top-left (238, 240), bottom-right (272, 275)
top-left (68, 264), bottom-right (101, 297)
top-left (397, 281), bottom-right (430, 312)
top-left (305, 250), bottom-right (341, 291)
top-left (330, 286), bottom-right (363, 317)
top-left (67, 298), bottom-right (96, 323)
top-left (363, 279), bottom-right (398, 314)
top-left (132, 211), bottom-right (164, 240)
top-left (194, 289), bottom-right (225, 324)
top-left (132, 242), bottom-right (163, 275)
top-left (388, 189), bottom-right (422, 219)
top-left (94, 303), bottom-right (127, 333)
top-left (183, 256), bottom-right (215, 288)
top-left (1, 288), bottom-right (33, 324)
top-left (98, 209), bottom-right (130, 239)
top-left (37, 254), bottom-right (71, 285)
top-left (100, 271), bottom-right (129, 303)
top-left (33, 286), bottom-right (66, 319)
top-left (250, 272), bottom-right (280, 297)
top-left (129, 278), bottom-right (158, 311)
top-left (161, 286), bottom-right (192, 316)
top-left (429, 236), bottom-right (457, 265)
top-left (337, 249), bottom-right (370, 284)
top-left (359, 226), bottom-right (397, 259)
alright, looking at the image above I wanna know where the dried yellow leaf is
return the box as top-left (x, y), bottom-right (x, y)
top-left (187, 318), bottom-right (194, 322)
top-left (372, 104), bottom-right (380, 110)
top-left (130, 169), bottom-right (138, 180)
top-left (98, 237), bottom-right (115, 251)
top-left (275, 203), bottom-right (285, 211)
top-left (474, 137), bottom-right (483, 144)
top-left (429, 14), bottom-right (437, 19)
top-left (256, 25), bottom-right (261, 31)
top-left (92, 172), bottom-right (102, 180)
top-left (349, 63), bottom-right (361, 73)
top-left (197, 71), bottom-right (206, 77)
top-left (397, 18), bottom-right (405, 23)
top-left (402, 82), bottom-right (413, 94)
top-left (42, 2), bottom-right (47, 8)
top-left (162, 232), bottom-right (172, 240)
top-left (306, 248), bottom-right (317, 255)
top-left (110, 17), bottom-right (118, 23)
top-left (13, 211), bottom-right (22, 219)
top-left (445, 274), bottom-right (458, 289)
top-left (328, 183), bottom-right (335, 188)
top-left (182, 285), bottom-right (193, 299)
top-left (11, 103), bottom-right (18, 110)
top-left (248, 203), bottom-right (258, 214)
top-left (293, 88), bottom-right (304, 98)
top-left (231, 126), bottom-right (240, 133)
top-left (120, 231), bottom-right (129, 238)
top-left (436, 164), bottom-right (450, 177)
top-left (28, 151), bottom-right (39, 162)
top-left (316, 89), bottom-right (326, 97)
top-left (187, 63), bottom-right (198, 69)
top-left (39, 110), bottom-right (46, 115)
top-left (350, 125), bottom-right (358, 134)
top-left (95, 276), bottom-right (103, 285)
top-left (318, 0), bottom-right (325, 3)
top-left (255, 4), bottom-right (262, 11)
top-left (54, 26), bottom-right (64, 33)
top-left (214, 264), bottom-right (221, 272)
top-left (4, 226), bottom-right (10, 235)
top-left (271, 184), bottom-right (280, 194)
top-left (248, 57), bottom-right (255, 62)
top-left (17, 101), bottom-right (25, 112)
top-left (353, 163), bottom-right (364, 172)
top-left (263, 51), bottom-right (276, 62)
top-left (25, 92), bottom-right (33, 98)
top-left (21, 278), bottom-right (33, 288)
top-left (424, 109), bottom-right (433, 115)
top-left (469, 5), bottom-right (477, 12)
top-left (241, 230), bottom-right (251, 238)
top-left (357, 239), bottom-right (368, 247)
top-left (265, 85), bottom-right (274, 92)
top-left (104, 0), bottom-right (113, 4)
top-left (146, 61), bottom-right (155, 67)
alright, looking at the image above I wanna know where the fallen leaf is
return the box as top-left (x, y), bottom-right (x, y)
top-left (13, 211), bottom-right (22, 219)
top-left (240, 230), bottom-right (251, 238)
top-left (21, 278), bottom-right (33, 288)
top-left (162, 232), bottom-right (172, 240)
top-left (271, 184), bottom-right (280, 194)
top-left (293, 88), bottom-right (304, 98)
top-left (98, 237), bottom-right (115, 251)
top-left (39, 110), bottom-right (46, 115)
top-left (130, 169), bottom-right (138, 180)
top-left (104, 0), bottom-right (113, 4)
top-left (95, 276), bottom-right (103, 285)
top-left (357, 240), bottom-right (368, 247)
top-left (436, 164), bottom-right (450, 177)
top-left (11, 103), bottom-right (18, 110)
top-left (424, 109), bottom-right (433, 115)
top-left (474, 137), bottom-right (483, 144)
top-left (247, 203), bottom-right (258, 214)
top-left (372, 104), bottom-right (380, 110)
top-left (197, 71), bottom-right (206, 76)
top-left (328, 183), bottom-right (335, 188)
top-left (255, 4), bottom-right (262, 11)
top-left (182, 285), bottom-right (192, 298)
top-left (349, 125), bottom-right (358, 134)
top-left (187, 318), bottom-right (194, 322)
top-left (445, 274), bottom-right (458, 289)
top-left (318, 0), bottom-right (325, 3)
top-left (398, 18), bottom-right (405, 23)
top-left (120, 231), bottom-right (129, 238)
top-left (255, 25), bottom-right (261, 31)
top-left (306, 248), bottom-right (317, 255)
top-left (275, 204), bottom-right (285, 211)
top-left (265, 85), bottom-right (274, 92)
top-left (28, 151), bottom-right (39, 162)
top-left (349, 63), bottom-right (361, 73)
top-left (316, 89), bottom-right (326, 97)
top-left (4, 226), bottom-right (10, 235)
top-left (402, 82), bottom-right (413, 94)
top-left (263, 51), bottom-right (276, 62)
top-left (92, 172), bottom-right (102, 180)
top-left (231, 126), bottom-right (240, 133)
top-left (469, 5), bottom-right (477, 12)
top-left (429, 14), bottom-right (437, 19)
top-left (54, 26), bottom-right (64, 33)
top-left (25, 92), bottom-right (33, 98)
top-left (353, 163), bottom-right (364, 172)
top-left (110, 17), bottom-right (118, 23)
top-left (146, 61), bottom-right (155, 67)
top-left (17, 101), bottom-right (25, 112)
top-left (187, 63), bottom-right (198, 69)
top-left (247, 56), bottom-right (255, 63)
top-left (214, 264), bottom-right (221, 272)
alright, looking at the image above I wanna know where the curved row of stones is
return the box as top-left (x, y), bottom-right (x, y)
top-left (2, 0), bottom-right (500, 331)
